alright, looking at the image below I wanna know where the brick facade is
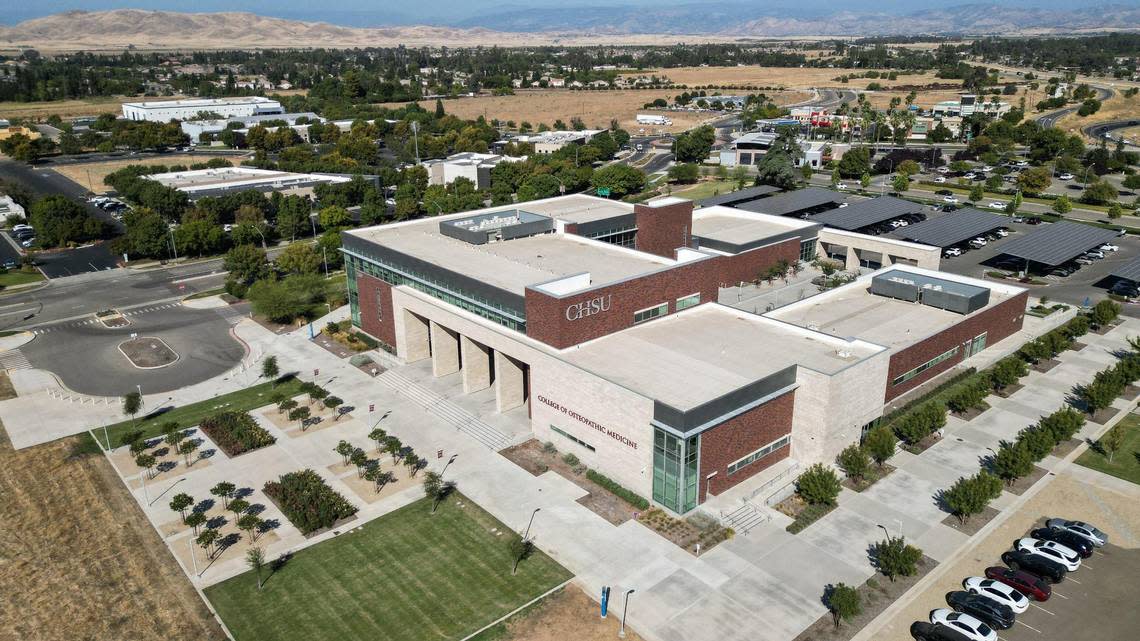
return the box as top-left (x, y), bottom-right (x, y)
top-left (884, 290), bottom-right (1028, 401)
top-left (355, 272), bottom-right (397, 349)
top-left (524, 257), bottom-right (723, 349)
top-left (698, 389), bottom-right (795, 502)
top-left (713, 239), bottom-right (802, 287)
top-left (634, 200), bottom-right (693, 258)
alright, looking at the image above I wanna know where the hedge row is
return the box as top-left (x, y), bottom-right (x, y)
top-left (586, 469), bottom-right (650, 510)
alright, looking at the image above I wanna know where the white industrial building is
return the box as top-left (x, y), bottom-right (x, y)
top-left (180, 112), bottom-right (320, 140)
top-left (424, 153), bottom-right (527, 190)
top-left (145, 167), bottom-right (373, 199)
top-left (514, 130), bottom-right (604, 155)
top-left (121, 97), bottom-right (284, 123)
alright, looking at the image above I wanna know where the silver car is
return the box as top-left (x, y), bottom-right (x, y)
top-left (1045, 519), bottom-right (1108, 547)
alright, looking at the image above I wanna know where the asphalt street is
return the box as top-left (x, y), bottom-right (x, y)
top-left (1035, 85), bottom-right (1114, 128)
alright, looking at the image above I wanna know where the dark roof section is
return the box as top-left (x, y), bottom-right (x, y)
top-left (734, 187), bottom-right (843, 217)
top-left (809, 196), bottom-right (925, 231)
top-left (1111, 255), bottom-right (1140, 283)
top-left (998, 221), bottom-right (1120, 266)
top-left (895, 208), bottom-right (1009, 248)
top-left (697, 184), bottom-right (781, 208)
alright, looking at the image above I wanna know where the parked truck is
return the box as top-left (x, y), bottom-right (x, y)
top-left (636, 114), bottom-right (672, 126)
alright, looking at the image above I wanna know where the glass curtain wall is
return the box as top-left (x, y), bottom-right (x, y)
top-left (652, 428), bottom-right (699, 513)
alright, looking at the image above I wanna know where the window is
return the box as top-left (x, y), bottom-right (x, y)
top-left (633, 303), bottom-right (667, 324)
top-left (799, 239), bottom-right (817, 262)
top-left (726, 435), bottom-right (790, 475)
top-left (376, 290), bottom-right (383, 321)
top-left (550, 425), bottom-right (595, 452)
top-left (891, 346), bottom-right (960, 386)
top-left (675, 293), bottom-right (700, 311)
top-left (652, 429), bottom-right (699, 513)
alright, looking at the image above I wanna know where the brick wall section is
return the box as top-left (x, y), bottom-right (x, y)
top-left (713, 239), bottom-right (802, 287)
top-left (355, 272), bottom-right (397, 349)
top-left (524, 257), bottom-right (723, 349)
top-left (634, 200), bottom-right (693, 258)
top-left (884, 290), bottom-right (1028, 402)
top-left (698, 389), bottom-right (795, 502)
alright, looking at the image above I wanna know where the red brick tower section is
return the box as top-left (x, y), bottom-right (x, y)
top-left (634, 199), bottom-right (693, 258)
top-left (698, 389), bottom-right (795, 502)
top-left (355, 272), bottom-right (397, 349)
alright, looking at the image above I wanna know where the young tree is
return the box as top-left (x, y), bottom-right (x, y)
top-left (170, 493), bottom-right (195, 523)
top-left (289, 406), bottom-right (311, 430)
top-left (197, 529), bottom-right (219, 560)
top-left (404, 453), bottom-right (422, 477)
top-left (179, 439), bottom-right (199, 467)
top-left (185, 511), bottom-right (207, 536)
top-left (990, 440), bottom-right (1033, 486)
top-left (1080, 380), bottom-right (1117, 414)
top-left (277, 398), bottom-right (298, 415)
top-left (135, 453), bottom-right (157, 479)
top-left (246, 547), bottom-right (266, 590)
top-left (350, 448), bottom-right (369, 478)
top-left (123, 391), bottom-right (143, 426)
top-left (368, 427), bottom-right (387, 453)
top-left (891, 173), bottom-right (910, 193)
top-left (228, 498), bottom-right (251, 521)
top-left (422, 471), bottom-right (444, 513)
top-left (238, 514), bottom-right (262, 543)
top-left (334, 440), bottom-right (354, 466)
top-left (872, 535), bottom-right (923, 581)
top-left (323, 395), bottom-right (344, 420)
top-left (969, 183), bottom-right (985, 202)
top-left (864, 426), bottom-right (897, 468)
top-left (509, 534), bottom-right (535, 575)
top-left (163, 423), bottom-right (185, 450)
top-left (211, 481), bottom-right (236, 510)
top-left (1090, 299), bottom-right (1121, 328)
top-left (1052, 195), bottom-right (1073, 214)
top-left (1100, 422), bottom-right (1126, 462)
top-left (261, 356), bottom-right (280, 387)
top-left (384, 436), bottom-right (403, 463)
top-left (307, 385), bottom-right (329, 407)
top-left (364, 466), bottom-right (395, 493)
top-left (836, 445), bottom-right (871, 483)
top-left (795, 463), bottom-right (841, 506)
top-left (941, 471), bottom-right (1002, 523)
top-left (826, 583), bottom-right (862, 629)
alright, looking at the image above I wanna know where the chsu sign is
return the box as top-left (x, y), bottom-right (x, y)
top-left (565, 294), bottom-right (612, 321)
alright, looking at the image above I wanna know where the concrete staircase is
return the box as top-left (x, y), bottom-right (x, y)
top-left (721, 502), bottom-right (771, 535)
top-left (377, 369), bottom-right (512, 451)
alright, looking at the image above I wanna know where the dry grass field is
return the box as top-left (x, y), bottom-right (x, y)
top-left (0, 427), bottom-right (226, 641)
top-left (1056, 90), bottom-right (1140, 140)
top-left (474, 585), bottom-right (644, 641)
top-left (0, 96), bottom-right (143, 120)
top-left (388, 88), bottom-right (810, 133)
top-left (621, 66), bottom-right (959, 90)
top-left (54, 155), bottom-right (239, 194)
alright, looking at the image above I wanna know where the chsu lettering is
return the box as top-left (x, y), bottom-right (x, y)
top-left (564, 294), bottom-right (613, 322)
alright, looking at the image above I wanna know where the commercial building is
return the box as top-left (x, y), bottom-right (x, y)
top-left (342, 194), bottom-right (1026, 514)
top-left (515, 130), bottom-right (604, 155)
top-left (424, 153), bottom-right (527, 190)
top-left (931, 94), bottom-right (1010, 119)
top-left (146, 167), bottom-right (373, 200)
top-left (180, 112), bottom-right (320, 141)
top-left (121, 97), bottom-right (284, 122)
top-left (719, 133), bottom-right (836, 169)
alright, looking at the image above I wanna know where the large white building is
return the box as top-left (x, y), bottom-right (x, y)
top-left (145, 167), bottom-right (371, 200)
top-left (424, 153), bottom-right (527, 190)
top-left (121, 97), bottom-right (284, 123)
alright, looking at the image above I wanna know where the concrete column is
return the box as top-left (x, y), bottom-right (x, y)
top-left (461, 335), bottom-right (493, 394)
top-left (494, 351), bottom-right (526, 412)
top-left (403, 310), bottom-right (431, 362)
top-left (430, 321), bottom-right (460, 377)
top-left (845, 247), bottom-right (860, 271)
top-left (883, 253), bottom-right (894, 266)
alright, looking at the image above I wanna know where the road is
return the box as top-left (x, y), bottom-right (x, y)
top-left (1084, 119), bottom-right (1140, 149)
top-left (1035, 85), bottom-right (1114, 128)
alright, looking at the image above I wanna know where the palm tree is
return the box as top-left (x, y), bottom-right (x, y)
top-left (210, 482), bottom-right (236, 510)
top-left (170, 493), bottom-right (194, 523)
top-left (246, 547), bottom-right (265, 590)
top-left (237, 514), bottom-right (262, 543)
top-left (185, 511), bottom-right (207, 536)
top-left (197, 529), bottom-right (219, 560)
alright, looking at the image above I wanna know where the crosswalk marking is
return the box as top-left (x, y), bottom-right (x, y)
top-left (29, 303), bottom-right (183, 334)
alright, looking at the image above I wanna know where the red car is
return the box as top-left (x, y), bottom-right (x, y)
top-left (985, 566), bottom-right (1051, 602)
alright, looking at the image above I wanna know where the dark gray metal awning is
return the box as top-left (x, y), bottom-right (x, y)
top-left (1111, 255), bottom-right (1140, 283)
top-left (998, 221), bottom-right (1120, 266)
top-left (896, 208), bottom-right (1010, 248)
top-left (697, 184), bottom-right (781, 208)
top-left (809, 195), bottom-right (925, 231)
top-left (734, 187), bottom-right (843, 216)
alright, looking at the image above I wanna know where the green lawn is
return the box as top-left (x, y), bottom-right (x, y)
top-left (206, 494), bottom-right (572, 641)
top-left (82, 377), bottom-right (305, 452)
top-left (670, 178), bottom-right (739, 202)
top-left (0, 269), bottom-right (45, 288)
top-left (1076, 414), bottom-right (1140, 485)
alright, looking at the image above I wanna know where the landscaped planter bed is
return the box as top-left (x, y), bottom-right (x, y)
top-left (263, 469), bottom-right (359, 535)
top-left (198, 410), bottom-right (276, 457)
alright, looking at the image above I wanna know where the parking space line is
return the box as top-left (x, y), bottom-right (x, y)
top-left (1030, 603), bottom-right (1055, 615)
top-left (1081, 562), bottom-right (1093, 569)
top-left (1051, 591), bottom-right (1068, 599)
top-left (1094, 551), bottom-right (1106, 557)
top-left (1017, 621), bottom-right (1043, 634)
top-left (1067, 577), bottom-right (1082, 585)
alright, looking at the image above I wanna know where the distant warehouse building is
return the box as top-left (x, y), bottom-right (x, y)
top-left (122, 97), bottom-right (284, 123)
top-left (340, 193), bottom-right (1027, 514)
top-left (145, 167), bottom-right (376, 200)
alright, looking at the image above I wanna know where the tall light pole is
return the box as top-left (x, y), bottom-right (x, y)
top-left (523, 507), bottom-right (540, 541)
top-left (411, 120), bottom-right (420, 164)
top-left (619, 588), bottom-right (635, 639)
top-left (877, 523), bottom-right (891, 542)
top-left (168, 227), bottom-right (178, 260)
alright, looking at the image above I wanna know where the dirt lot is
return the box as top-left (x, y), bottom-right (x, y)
top-left (54, 154), bottom-right (238, 193)
top-left (385, 89), bottom-right (808, 134)
top-left (0, 427), bottom-right (226, 641)
top-left (868, 466), bottom-right (1140, 641)
top-left (476, 584), bottom-right (644, 641)
top-left (0, 96), bottom-right (142, 120)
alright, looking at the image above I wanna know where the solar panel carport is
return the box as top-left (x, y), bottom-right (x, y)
top-left (809, 195), bottom-right (925, 231)
top-left (997, 221), bottom-right (1120, 267)
top-left (1111, 255), bottom-right (1140, 283)
top-left (734, 187), bottom-right (844, 217)
top-left (896, 208), bottom-right (1009, 248)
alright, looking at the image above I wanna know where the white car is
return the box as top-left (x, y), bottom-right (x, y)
top-left (1045, 519), bottom-right (1108, 547)
top-left (836, 183), bottom-right (848, 190)
top-left (943, 196), bottom-right (960, 203)
top-left (1016, 161), bottom-right (1030, 168)
top-left (996, 229), bottom-right (1009, 237)
top-left (1099, 243), bottom-right (1120, 252)
top-left (934, 176), bottom-right (947, 183)
top-left (1085, 250), bottom-right (1105, 259)
top-left (1059, 173), bottom-right (1074, 180)
top-left (1016, 537), bottom-right (1081, 571)
top-left (944, 247), bottom-right (963, 257)
top-left (979, 165), bottom-right (994, 172)
top-left (988, 202), bottom-right (1005, 210)
top-left (972, 236), bottom-right (989, 246)
top-left (963, 577), bottom-right (1029, 614)
top-left (964, 173), bottom-right (977, 180)
top-left (930, 609), bottom-right (997, 641)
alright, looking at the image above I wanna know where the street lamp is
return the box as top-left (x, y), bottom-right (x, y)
top-left (619, 588), bottom-right (635, 639)
top-left (523, 508), bottom-right (541, 541)
top-left (877, 523), bottom-right (891, 542)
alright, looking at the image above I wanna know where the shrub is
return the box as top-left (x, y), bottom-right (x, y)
top-left (990, 439), bottom-right (1033, 485)
top-left (826, 583), bottom-right (862, 629)
top-left (586, 469), bottom-right (650, 510)
top-left (795, 463), bottom-right (842, 507)
top-left (836, 444), bottom-right (871, 482)
top-left (989, 357), bottom-right (1028, 391)
top-left (199, 410), bottom-right (276, 456)
top-left (1079, 379), bottom-right (1118, 413)
top-left (863, 426), bottom-right (897, 467)
top-left (541, 441), bottom-right (557, 454)
top-left (562, 452), bottom-right (580, 468)
top-left (1018, 339), bottom-right (1051, 364)
top-left (894, 402), bottom-right (946, 445)
top-left (786, 502), bottom-right (834, 534)
top-left (946, 379), bottom-right (989, 414)
top-left (1089, 299), bottom-right (1121, 327)
top-left (1018, 425), bottom-right (1056, 462)
top-left (941, 471), bottom-right (1002, 523)
top-left (263, 469), bottom-right (358, 534)
top-left (1064, 315), bottom-right (1090, 338)
top-left (871, 536), bottom-right (923, 581)
top-left (1037, 407), bottom-right (1085, 446)
top-left (1040, 330), bottom-right (1072, 357)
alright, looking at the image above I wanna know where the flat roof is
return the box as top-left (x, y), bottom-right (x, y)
top-left (345, 202), bottom-right (673, 296)
top-left (734, 187), bottom-right (844, 217)
top-left (148, 167), bottom-right (350, 193)
top-left (564, 304), bottom-right (882, 410)
top-left (809, 196), bottom-right (925, 231)
top-left (478, 194), bottom-right (633, 226)
top-left (1111, 255), bottom-right (1140, 283)
top-left (692, 206), bottom-right (820, 252)
top-left (766, 265), bottom-right (1022, 351)
top-left (696, 184), bottom-right (781, 207)
top-left (122, 97), bottom-right (278, 109)
top-left (997, 221), bottom-right (1121, 266)
top-left (895, 208), bottom-right (1009, 248)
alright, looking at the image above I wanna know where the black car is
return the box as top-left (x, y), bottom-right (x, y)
top-left (1002, 549), bottom-right (1067, 583)
top-left (935, 189), bottom-right (954, 196)
top-left (1111, 281), bottom-right (1140, 298)
top-left (1025, 217), bottom-right (1043, 225)
top-left (1031, 527), bottom-right (1094, 558)
top-left (946, 591), bottom-right (1015, 630)
top-left (910, 621), bottom-right (971, 641)
top-left (939, 204), bottom-right (959, 212)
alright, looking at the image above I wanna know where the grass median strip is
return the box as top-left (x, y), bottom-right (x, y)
top-left (206, 494), bottom-right (572, 641)
top-left (1076, 413), bottom-right (1140, 485)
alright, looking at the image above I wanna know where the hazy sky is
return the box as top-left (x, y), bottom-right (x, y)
top-left (3, 0), bottom-right (1111, 25)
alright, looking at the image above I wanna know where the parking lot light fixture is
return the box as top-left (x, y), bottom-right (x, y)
top-left (524, 507), bottom-right (541, 541)
top-left (619, 588), bottom-right (635, 639)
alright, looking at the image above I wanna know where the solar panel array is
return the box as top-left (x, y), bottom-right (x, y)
top-left (809, 196), bottom-right (925, 231)
top-left (1111, 255), bottom-right (1140, 282)
top-left (896, 208), bottom-right (1010, 248)
top-left (997, 221), bottom-right (1120, 266)
top-left (735, 187), bottom-right (843, 216)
